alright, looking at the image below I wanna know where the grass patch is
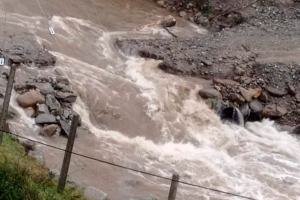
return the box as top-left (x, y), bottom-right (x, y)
top-left (0, 134), bottom-right (89, 200)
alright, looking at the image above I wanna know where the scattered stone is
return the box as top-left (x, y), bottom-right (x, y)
top-left (46, 94), bottom-right (61, 111)
top-left (266, 87), bottom-right (288, 97)
top-left (240, 103), bottom-right (250, 118)
top-left (16, 90), bottom-right (45, 108)
top-left (239, 87), bottom-right (252, 102)
top-left (28, 151), bottom-right (45, 165)
top-left (296, 93), bottom-right (300, 103)
top-left (55, 92), bottom-right (78, 103)
top-left (230, 93), bottom-right (245, 105)
top-left (20, 140), bottom-right (36, 153)
top-left (27, 82), bottom-right (54, 95)
top-left (39, 124), bottom-right (60, 137)
top-left (213, 79), bottom-right (239, 86)
top-left (179, 11), bottom-right (187, 17)
top-left (249, 100), bottom-right (263, 112)
top-left (259, 91), bottom-right (268, 103)
top-left (292, 126), bottom-right (300, 135)
top-left (56, 77), bottom-right (70, 85)
top-left (234, 66), bottom-right (246, 76)
top-left (277, 106), bottom-right (288, 116)
top-left (199, 88), bottom-right (222, 99)
top-left (60, 120), bottom-right (71, 137)
top-left (35, 114), bottom-right (57, 124)
top-left (84, 187), bottom-right (107, 200)
top-left (38, 104), bottom-right (49, 114)
top-left (195, 16), bottom-right (209, 26)
top-left (161, 15), bottom-right (176, 27)
top-left (287, 83), bottom-right (296, 96)
top-left (248, 88), bottom-right (262, 99)
top-left (263, 104), bottom-right (287, 118)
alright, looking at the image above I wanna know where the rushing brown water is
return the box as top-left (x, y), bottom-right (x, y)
top-left (2, 0), bottom-right (300, 200)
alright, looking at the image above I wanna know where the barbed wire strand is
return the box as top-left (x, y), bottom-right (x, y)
top-left (2, 129), bottom-right (257, 200)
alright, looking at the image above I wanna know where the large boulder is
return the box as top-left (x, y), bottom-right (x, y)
top-left (219, 106), bottom-right (244, 126)
top-left (16, 90), bottom-right (45, 108)
top-left (84, 187), bottom-right (107, 200)
top-left (55, 92), bottom-right (78, 103)
top-left (27, 82), bottom-right (54, 95)
top-left (199, 88), bottom-right (222, 99)
top-left (39, 124), bottom-right (60, 137)
top-left (35, 114), bottom-right (57, 124)
top-left (46, 94), bottom-right (61, 111)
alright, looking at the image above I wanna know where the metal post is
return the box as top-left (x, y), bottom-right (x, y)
top-left (0, 64), bottom-right (17, 145)
top-left (57, 114), bottom-right (79, 193)
top-left (168, 173), bottom-right (180, 200)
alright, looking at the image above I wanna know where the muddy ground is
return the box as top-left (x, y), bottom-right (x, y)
top-left (117, 1), bottom-right (300, 126)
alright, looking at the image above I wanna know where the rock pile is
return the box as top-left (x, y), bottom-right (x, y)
top-left (15, 76), bottom-right (80, 137)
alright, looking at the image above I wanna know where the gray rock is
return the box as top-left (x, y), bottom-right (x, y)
top-left (123, 196), bottom-right (159, 200)
top-left (259, 91), bottom-right (268, 103)
top-left (46, 94), bottom-right (61, 111)
top-left (56, 83), bottom-right (72, 92)
top-left (287, 83), bottom-right (296, 96)
top-left (27, 82), bottom-right (54, 95)
top-left (39, 124), bottom-right (60, 137)
top-left (161, 15), bottom-right (176, 27)
top-left (199, 88), bottom-right (222, 99)
top-left (263, 104), bottom-right (287, 118)
top-left (196, 16), bottom-right (209, 26)
top-left (28, 151), bottom-right (45, 165)
top-left (8, 55), bottom-right (25, 64)
top-left (230, 93), bottom-right (245, 105)
top-left (234, 66), bottom-right (246, 76)
top-left (240, 87), bottom-right (252, 102)
top-left (56, 77), bottom-right (70, 85)
top-left (35, 114), bottom-right (57, 124)
top-left (240, 103), bottom-right (250, 118)
top-left (38, 104), bottom-right (49, 114)
top-left (20, 140), bottom-right (36, 153)
top-left (249, 100), bottom-right (263, 112)
top-left (179, 11), bottom-right (187, 17)
top-left (60, 120), bottom-right (71, 137)
top-left (266, 87), bottom-right (288, 97)
top-left (55, 92), bottom-right (78, 103)
top-left (84, 187), bottom-right (107, 200)
top-left (292, 126), bottom-right (300, 135)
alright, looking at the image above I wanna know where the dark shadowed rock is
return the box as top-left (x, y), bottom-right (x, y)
top-left (27, 82), bottom-right (54, 95)
top-left (259, 91), bottom-right (268, 103)
top-left (39, 124), bottom-right (60, 137)
top-left (266, 87), bottom-right (288, 97)
top-left (46, 94), bottom-right (61, 111)
top-left (38, 104), bottom-right (49, 114)
top-left (296, 93), bottom-right (300, 103)
top-left (35, 114), bottom-right (57, 124)
top-left (230, 93), bottom-right (245, 105)
top-left (199, 88), bottom-right (222, 99)
top-left (60, 120), bottom-right (71, 137)
top-left (28, 151), bottom-right (45, 165)
top-left (292, 126), bottom-right (300, 135)
top-left (287, 83), bottom-right (296, 96)
top-left (16, 90), bottom-right (45, 108)
top-left (84, 187), bottom-right (107, 200)
top-left (55, 92), bottom-right (78, 103)
top-left (250, 100), bottom-right (263, 112)
top-left (220, 107), bottom-right (244, 126)
top-left (20, 140), bottom-right (36, 153)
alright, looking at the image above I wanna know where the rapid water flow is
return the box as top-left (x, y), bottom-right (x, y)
top-left (1, 0), bottom-right (300, 200)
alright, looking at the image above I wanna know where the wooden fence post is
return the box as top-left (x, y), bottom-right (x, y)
top-left (57, 114), bottom-right (79, 193)
top-left (0, 64), bottom-right (17, 145)
top-left (168, 173), bottom-right (180, 200)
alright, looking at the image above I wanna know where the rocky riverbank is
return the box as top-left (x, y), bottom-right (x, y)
top-left (117, 0), bottom-right (300, 127)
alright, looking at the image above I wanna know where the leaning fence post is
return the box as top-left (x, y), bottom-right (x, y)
top-left (57, 114), bottom-right (79, 193)
top-left (168, 173), bottom-right (180, 200)
top-left (0, 64), bottom-right (17, 145)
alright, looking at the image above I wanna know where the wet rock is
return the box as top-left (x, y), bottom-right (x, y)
top-left (39, 124), bottom-right (60, 137)
top-left (259, 91), bottom-right (268, 103)
top-left (55, 92), bottom-right (78, 103)
top-left (199, 88), bottom-right (222, 99)
top-left (296, 93), bottom-right (300, 103)
top-left (247, 111), bottom-right (263, 122)
top-left (38, 104), bottom-right (49, 114)
top-left (27, 82), bottom-right (54, 95)
top-left (35, 114), bottom-right (57, 124)
top-left (179, 11), bottom-right (187, 17)
top-left (263, 104), bottom-right (287, 118)
top-left (249, 100), bottom-right (263, 112)
top-left (16, 90), bottom-right (45, 108)
top-left (230, 93), bottom-right (245, 105)
top-left (20, 140), bottom-right (35, 153)
top-left (240, 103), bottom-right (250, 118)
top-left (220, 106), bottom-right (244, 126)
top-left (287, 83), bottom-right (296, 96)
top-left (240, 87), bottom-right (252, 102)
top-left (266, 87), bottom-right (288, 97)
top-left (161, 15), bottom-right (176, 27)
top-left (157, 0), bottom-right (165, 7)
top-left (292, 126), bottom-right (300, 135)
top-left (46, 94), bottom-right (61, 111)
top-left (84, 187), bottom-right (107, 200)
top-left (28, 151), bottom-right (45, 165)
top-left (60, 120), bottom-right (71, 137)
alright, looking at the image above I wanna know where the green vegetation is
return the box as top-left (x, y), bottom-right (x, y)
top-left (0, 134), bottom-right (88, 200)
